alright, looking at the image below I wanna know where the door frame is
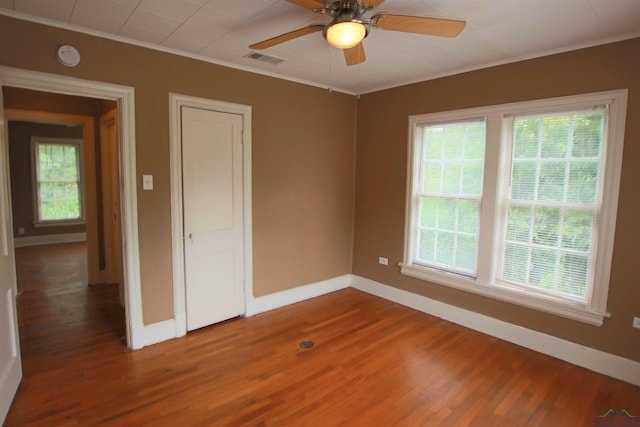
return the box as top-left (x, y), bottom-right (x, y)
top-left (0, 66), bottom-right (144, 350)
top-left (99, 108), bottom-right (124, 291)
top-left (169, 93), bottom-right (252, 337)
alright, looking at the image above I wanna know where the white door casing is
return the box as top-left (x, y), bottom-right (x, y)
top-left (169, 94), bottom-right (252, 336)
top-left (0, 72), bottom-right (22, 425)
top-left (182, 107), bottom-right (244, 331)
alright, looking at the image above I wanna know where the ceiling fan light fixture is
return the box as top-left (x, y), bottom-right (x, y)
top-left (325, 21), bottom-right (366, 49)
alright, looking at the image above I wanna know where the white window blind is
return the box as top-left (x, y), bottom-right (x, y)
top-left (498, 109), bottom-right (606, 302)
top-left (33, 140), bottom-right (83, 222)
top-left (415, 120), bottom-right (485, 276)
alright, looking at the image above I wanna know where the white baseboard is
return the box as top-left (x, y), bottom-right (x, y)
top-left (136, 274), bottom-right (351, 349)
top-left (138, 318), bottom-right (179, 349)
top-left (13, 232), bottom-right (86, 248)
top-left (246, 274), bottom-right (351, 317)
top-left (351, 275), bottom-right (640, 386)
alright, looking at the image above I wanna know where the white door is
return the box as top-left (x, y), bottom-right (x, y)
top-left (0, 88), bottom-right (22, 423)
top-left (182, 106), bottom-right (244, 331)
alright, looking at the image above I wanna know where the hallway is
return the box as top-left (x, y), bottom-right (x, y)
top-left (13, 242), bottom-right (125, 387)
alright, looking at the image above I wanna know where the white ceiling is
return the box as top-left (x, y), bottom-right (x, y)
top-left (1, 0), bottom-right (639, 94)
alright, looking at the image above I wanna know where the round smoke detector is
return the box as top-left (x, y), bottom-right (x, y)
top-left (57, 45), bottom-right (81, 67)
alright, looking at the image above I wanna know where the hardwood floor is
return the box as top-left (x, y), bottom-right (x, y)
top-left (15, 241), bottom-right (88, 293)
top-left (6, 246), bottom-right (639, 425)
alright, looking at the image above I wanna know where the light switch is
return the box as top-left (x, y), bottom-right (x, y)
top-left (142, 174), bottom-right (153, 190)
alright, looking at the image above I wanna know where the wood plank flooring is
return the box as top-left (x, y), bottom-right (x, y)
top-left (5, 244), bottom-right (640, 426)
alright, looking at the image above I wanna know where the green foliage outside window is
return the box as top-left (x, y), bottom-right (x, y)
top-left (501, 113), bottom-right (603, 299)
top-left (417, 121), bottom-right (485, 275)
top-left (36, 143), bottom-right (81, 221)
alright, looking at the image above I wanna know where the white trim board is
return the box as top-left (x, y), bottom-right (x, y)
top-left (246, 274), bottom-right (352, 317)
top-left (351, 275), bottom-right (640, 386)
top-left (13, 232), bottom-right (86, 248)
top-left (139, 318), bottom-right (180, 348)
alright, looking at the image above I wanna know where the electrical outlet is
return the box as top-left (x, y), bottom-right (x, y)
top-left (18, 227), bottom-right (25, 235)
top-left (633, 317), bottom-right (640, 329)
top-left (378, 257), bottom-right (388, 266)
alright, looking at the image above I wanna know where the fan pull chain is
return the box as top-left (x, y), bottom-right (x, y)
top-left (328, 46), bottom-right (333, 93)
top-left (356, 54), bottom-right (361, 99)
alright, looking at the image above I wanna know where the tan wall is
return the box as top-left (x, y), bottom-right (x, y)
top-left (354, 37), bottom-right (640, 362)
top-left (0, 15), bottom-right (356, 325)
top-left (7, 121), bottom-right (86, 238)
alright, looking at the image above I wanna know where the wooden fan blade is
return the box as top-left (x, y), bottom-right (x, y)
top-left (250, 25), bottom-right (324, 50)
top-left (344, 43), bottom-right (366, 66)
top-left (373, 14), bottom-right (466, 38)
top-left (285, 0), bottom-right (325, 12)
top-left (363, 0), bottom-right (386, 7)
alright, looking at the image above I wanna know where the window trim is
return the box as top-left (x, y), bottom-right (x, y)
top-left (402, 90), bottom-right (628, 326)
top-left (31, 136), bottom-right (86, 227)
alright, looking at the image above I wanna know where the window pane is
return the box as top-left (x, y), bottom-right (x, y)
top-left (418, 229), bottom-right (436, 262)
top-left (567, 162), bottom-right (598, 203)
top-left (423, 163), bottom-right (442, 193)
top-left (462, 161), bottom-right (483, 195)
top-left (511, 161), bottom-right (536, 200)
top-left (502, 243), bottom-right (528, 283)
top-left (35, 142), bottom-right (82, 222)
top-left (424, 128), bottom-right (444, 159)
top-left (530, 248), bottom-right (557, 289)
top-left (538, 162), bottom-right (566, 202)
top-left (559, 254), bottom-right (589, 297)
top-left (464, 124), bottom-right (485, 159)
top-left (458, 200), bottom-right (478, 233)
top-left (438, 199), bottom-right (457, 231)
top-left (572, 114), bottom-right (602, 157)
top-left (442, 163), bottom-right (461, 194)
top-left (420, 198), bottom-right (437, 228)
top-left (500, 109), bottom-right (605, 301)
top-left (513, 119), bottom-right (539, 158)
top-left (435, 231), bottom-right (455, 266)
top-left (505, 205), bottom-right (531, 243)
top-left (51, 145), bottom-right (64, 164)
top-left (541, 116), bottom-right (568, 158)
top-left (532, 207), bottom-right (560, 247)
top-left (561, 210), bottom-right (592, 251)
top-left (415, 120), bottom-right (485, 276)
top-left (456, 235), bottom-right (477, 270)
top-left (416, 198), bottom-right (480, 274)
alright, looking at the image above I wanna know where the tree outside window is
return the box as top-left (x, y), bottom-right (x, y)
top-left (32, 137), bottom-right (84, 224)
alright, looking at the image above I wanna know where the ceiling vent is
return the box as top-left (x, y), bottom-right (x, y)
top-left (244, 51), bottom-right (286, 65)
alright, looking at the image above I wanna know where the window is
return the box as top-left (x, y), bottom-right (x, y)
top-left (414, 120), bottom-right (485, 276)
top-left (403, 90), bottom-right (628, 325)
top-left (31, 137), bottom-right (84, 225)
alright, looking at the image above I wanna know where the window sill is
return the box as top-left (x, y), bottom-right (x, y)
top-left (33, 220), bottom-right (86, 228)
top-left (400, 263), bottom-right (609, 326)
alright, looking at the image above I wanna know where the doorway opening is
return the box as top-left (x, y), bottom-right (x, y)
top-left (0, 66), bottom-right (143, 350)
top-left (4, 88), bottom-right (126, 350)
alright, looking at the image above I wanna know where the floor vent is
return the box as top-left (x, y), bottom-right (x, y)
top-left (244, 51), bottom-right (286, 65)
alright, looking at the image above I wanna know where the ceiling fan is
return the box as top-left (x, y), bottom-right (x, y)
top-left (249, 0), bottom-right (466, 66)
